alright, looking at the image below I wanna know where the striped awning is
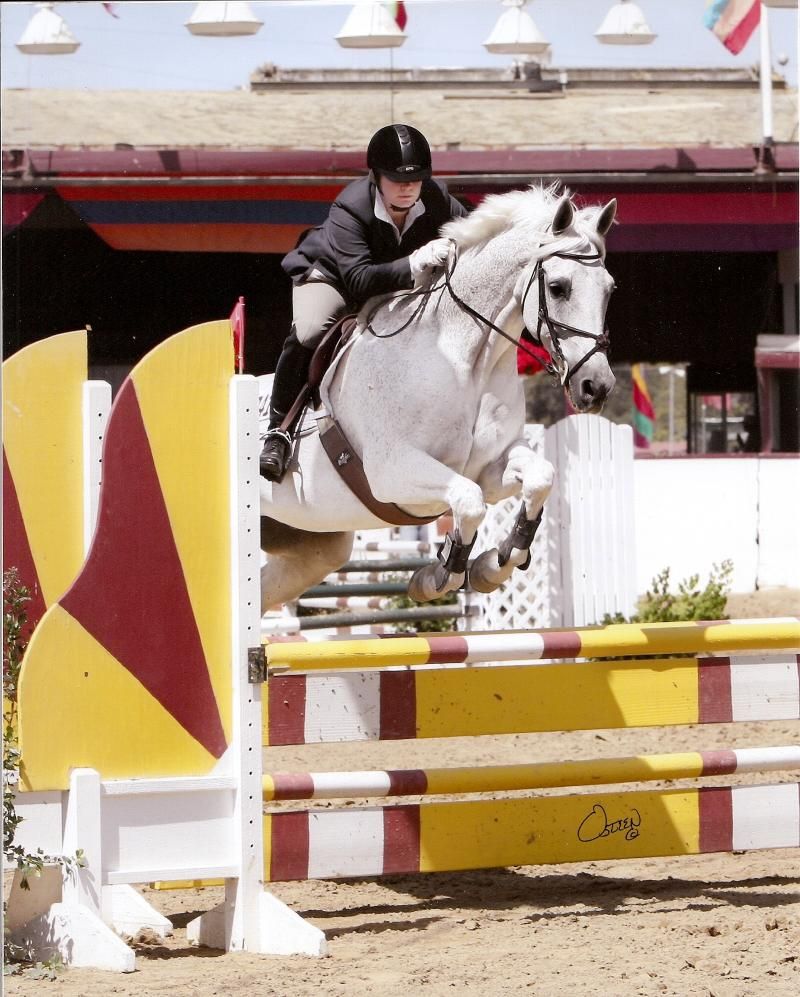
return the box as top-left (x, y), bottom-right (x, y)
top-left (3, 182), bottom-right (797, 254)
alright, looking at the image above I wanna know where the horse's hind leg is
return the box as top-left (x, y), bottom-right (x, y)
top-left (260, 517), bottom-right (354, 613)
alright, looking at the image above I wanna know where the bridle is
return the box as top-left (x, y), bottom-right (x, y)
top-left (519, 251), bottom-right (611, 385)
top-left (364, 242), bottom-right (611, 388)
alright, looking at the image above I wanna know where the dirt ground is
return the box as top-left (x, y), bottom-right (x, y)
top-left (5, 588), bottom-right (799, 997)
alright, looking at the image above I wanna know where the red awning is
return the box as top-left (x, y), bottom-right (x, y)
top-left (3, 191), bottom-right (46, 234)
top-left (3, 155), bottom-right (797, 254)
top-left (53, 184), bottom-right (799, 254)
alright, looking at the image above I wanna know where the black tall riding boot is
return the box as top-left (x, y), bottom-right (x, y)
top-left (260, 327), bottom-right (315, 482)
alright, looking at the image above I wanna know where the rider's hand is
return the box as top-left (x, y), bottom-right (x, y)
top-left (409, 238), bottom-right (451, 278)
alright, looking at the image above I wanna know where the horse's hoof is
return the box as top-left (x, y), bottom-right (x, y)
top-left (408, 565), bottom-right (437, 602)
top-left (408, 562), bottom-right (454, 603)
top-left (467, 549), bottom-right (504, 593)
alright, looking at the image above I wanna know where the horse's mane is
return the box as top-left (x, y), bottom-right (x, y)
top-left (441, 182), bottom-right (607, 256)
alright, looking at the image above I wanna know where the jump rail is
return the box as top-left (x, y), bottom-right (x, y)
top-left (6, 322), bottom-right (800, 972)
top-left (261, 604), bottom-right (471, 634)
top-left (263, 618), bottom-right (800, 667)
top-left (261, 747), bottom-right (800, 801)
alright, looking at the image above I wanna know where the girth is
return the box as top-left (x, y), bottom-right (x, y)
top-left (319, 417), bottom-right (442, 527)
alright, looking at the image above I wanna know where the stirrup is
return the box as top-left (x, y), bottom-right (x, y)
top-left (264, 427), bottom-right (292, 447)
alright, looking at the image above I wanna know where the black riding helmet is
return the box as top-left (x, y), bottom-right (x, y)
top-left (367, 124), bottom-right (432, 182)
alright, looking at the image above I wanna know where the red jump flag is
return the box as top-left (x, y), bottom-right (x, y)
top-left (516, 341), bottom-right (551, 376)
top-left (229, 296), bottom-right (246, 374)
top-left (632, 363), bottom-right (655, 449)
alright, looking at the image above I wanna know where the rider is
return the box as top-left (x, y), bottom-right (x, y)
top-left (259, 123), bottom-right (469, 482)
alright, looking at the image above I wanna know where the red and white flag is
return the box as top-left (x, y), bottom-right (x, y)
top-left (229, 297), bottom-right (246, 374)
top-left (386, 2), bottom-right (407, 30)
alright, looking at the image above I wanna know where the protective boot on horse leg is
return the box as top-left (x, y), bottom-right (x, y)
top-left (404, 474), bottom-right (486, 603)
top-left (260, 281), bottom-right (349, 482)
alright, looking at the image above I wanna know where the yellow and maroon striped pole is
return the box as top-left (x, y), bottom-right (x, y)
top-left (265, 618), bottom-right (800, 672)
top-left (262, 745), bottom-right (800, 801)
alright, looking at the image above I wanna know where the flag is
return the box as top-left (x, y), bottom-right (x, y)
top-left (385, 2), bottom-right (407, 30)
top-left (631, 364), bottom-right (654, 448)
top-left (102, 3), bottom-right (120, 17)
top-left (704, 0), bottom-right (760, 55)
top-left (230, 296), bottom-right (246, 374)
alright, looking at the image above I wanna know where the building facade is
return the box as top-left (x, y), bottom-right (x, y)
top-left (3, 66), bottom-right (798, 449)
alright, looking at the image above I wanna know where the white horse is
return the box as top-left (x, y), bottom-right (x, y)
top-left (259, 184), bottom-right (617, 612)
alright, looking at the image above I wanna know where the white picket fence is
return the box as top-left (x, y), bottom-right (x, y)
top-left (476, 416), bottom-right (636, 630)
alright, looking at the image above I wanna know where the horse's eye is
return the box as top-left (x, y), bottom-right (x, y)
top-left (548, 282), bottom-right (566, 299)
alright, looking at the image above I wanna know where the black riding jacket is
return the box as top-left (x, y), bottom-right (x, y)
top-left (282, 176), bottom-right (468, 305)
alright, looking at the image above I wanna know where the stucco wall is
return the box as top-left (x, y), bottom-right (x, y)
top-left (634, 456), bottom-right (800, 594)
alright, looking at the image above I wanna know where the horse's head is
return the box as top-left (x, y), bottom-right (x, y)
top-left (519, 195), bottom-right (617, 414)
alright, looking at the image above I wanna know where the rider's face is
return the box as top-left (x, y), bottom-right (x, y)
top-left (378, 176), bottom-right (422, 211)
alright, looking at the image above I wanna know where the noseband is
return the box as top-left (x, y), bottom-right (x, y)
top-left (520, 251), bottom-right (610, 386)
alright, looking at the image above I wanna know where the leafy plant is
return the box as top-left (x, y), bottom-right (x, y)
top-left (3, 568), bottom-right (29, 870)
top-left (3, 569), bottom-right (84, 974)
top-left (601, 560), bottom-right (733, 625)
top-left (385, 573), bottom-right (459, 633)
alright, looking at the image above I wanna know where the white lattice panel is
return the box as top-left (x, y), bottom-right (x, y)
top-left (472, 425), bottom-right (555, 631)
top-left (474, 417), bottom-right (636, 630)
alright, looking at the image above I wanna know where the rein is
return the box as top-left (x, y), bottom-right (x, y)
top-left (365, 243), bottom-right (610, 386)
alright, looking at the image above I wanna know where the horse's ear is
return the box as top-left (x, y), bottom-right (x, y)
top-left (551, 196), bottom-right (574, 235)
top-left (594, 198), bottom-right (617, 237)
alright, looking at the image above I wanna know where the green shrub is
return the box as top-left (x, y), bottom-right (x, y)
top-left (601, 560), bottom-right (733, 625)
top-left (385, 586), bottom-right (459, 633)
top-left (3, 569), bottom-right (84, 975)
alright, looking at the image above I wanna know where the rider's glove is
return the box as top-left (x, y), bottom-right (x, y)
top-left (409, 238), bottom-right (451, 279)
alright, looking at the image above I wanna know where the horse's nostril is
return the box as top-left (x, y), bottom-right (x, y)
top-left (581, 379), bottom-right (595, 399)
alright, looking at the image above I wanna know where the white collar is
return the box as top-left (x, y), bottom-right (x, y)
top-left (374, 191), bottom-right (426, 241)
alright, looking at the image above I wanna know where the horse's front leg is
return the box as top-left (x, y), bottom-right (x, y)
top-left (469, 443), bottom-right (554, 594)
top-left (365, 449), bottom-right (486, 603)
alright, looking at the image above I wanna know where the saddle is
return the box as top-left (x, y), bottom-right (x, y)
top-left (277, 314), bottom-right (358, 433)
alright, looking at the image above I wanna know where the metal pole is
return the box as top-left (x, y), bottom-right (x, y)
top-left (302, 581), bottom-right (410, 598)
top-left (389, 48), bottom-right (395, 120)
top-left (759, 1), bottom-right (774, 145)
top-left (668, 371), bottom-right (675, 446)
top-left (282, 604), bottom-right (465, 631)
top-left (755, 0), bottom-right (776, 172)
top-left (338, 557), bottom-right (434, 573)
